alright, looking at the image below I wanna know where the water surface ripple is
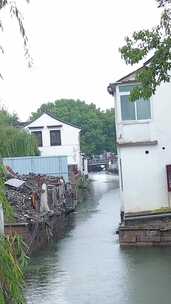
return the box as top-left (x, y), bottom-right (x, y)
top-left (25, 173), bottom-right (171, 304)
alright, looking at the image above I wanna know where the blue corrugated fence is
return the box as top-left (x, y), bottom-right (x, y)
top-left (3, 156), bottom-right (68, 181)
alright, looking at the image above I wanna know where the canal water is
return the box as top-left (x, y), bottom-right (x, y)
top-left (25, 173), bottom-right (171, 304)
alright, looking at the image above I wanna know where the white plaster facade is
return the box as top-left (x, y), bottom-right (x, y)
top-left (109, 71), bottom-right (171, 214)
top-left (81, 155), bottom-right (88, 176)
top-left (25, 113), bottom-right (82, 170)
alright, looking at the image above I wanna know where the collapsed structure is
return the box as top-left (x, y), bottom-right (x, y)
top-left (2, 166), bottom-right (78, 253)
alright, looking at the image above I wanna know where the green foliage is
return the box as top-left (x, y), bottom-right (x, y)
top-left (31, 99), bottom-right (116, 155)
top-left (0, 108), bottom-right (39, 157)
top-left (120, 0), bottom-right (171, 101)
top-left (0, 107), bottom-right (39, 157)
top-left (0, 177), bottom-right (28, 304)
top-left (0, 2), bottom-right (31, 303)
top-left (0, 108), bottom-right (19, 126)
top-left (0, 234), bottom-right (28, 304)
top-left (77, 176), bottom-right (89, 190)
top-left (0, 176), bottom-right (14, 221)
top-left (0, 126), bottom-right (40, 157)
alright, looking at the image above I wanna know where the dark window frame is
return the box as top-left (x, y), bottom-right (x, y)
top-left (50, 129), bottom-right (61, 146)
top-left (31, 131), bottom-right (43, 147)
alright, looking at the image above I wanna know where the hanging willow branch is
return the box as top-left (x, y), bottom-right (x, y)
top-left (156, 0), bottom-right (171, 7)
top-left (0, 0), bottom-right (32, 71)
top-left (0, 2), bottom-right (31, 302)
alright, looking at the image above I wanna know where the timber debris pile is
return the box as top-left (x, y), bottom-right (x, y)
top-left (0, 164), bottom-right (80, 253)
top-left (3, 166), bottom-right (77, 224)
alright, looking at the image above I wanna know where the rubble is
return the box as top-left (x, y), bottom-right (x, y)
top-left (5, 178), bottom-right (25, 188)
top-left (5, 173), bottom-right (77, 224)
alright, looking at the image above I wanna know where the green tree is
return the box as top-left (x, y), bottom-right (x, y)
top-left (102, 109), bottom-right (117, 153)
top-left (0, 126), bottom-right (39, 157)
top-left (120, 0), bottom-right (171, 101)
top-left (31, 99), bottom-right (116, 155)
top-left (0, 108), bottom-right (39, 157)
top-left (0, 108), bottom-right (19, 126)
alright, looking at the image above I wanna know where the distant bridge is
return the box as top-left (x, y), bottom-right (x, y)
top-left (88, 159), bottom-right (108, 166)
top-left (88, 158), bottom-right (108, 172)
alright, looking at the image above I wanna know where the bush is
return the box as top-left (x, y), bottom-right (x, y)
top-left (0, 126), bottom-right (39, 157)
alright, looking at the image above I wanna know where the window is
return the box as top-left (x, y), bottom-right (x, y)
top-left (119, 85), bottom-right (151, 121)
top-left (31, 131), bottom-right (42, 147)
top-left (50, 130), bottom-right (61, 146)
top-left (120, 95), bottom-right (136, 120)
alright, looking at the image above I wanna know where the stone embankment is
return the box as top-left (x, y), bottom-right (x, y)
top-left (119, 210), bottom-right (171, 246)
top-left (4, 173), bottom-right (79, 254)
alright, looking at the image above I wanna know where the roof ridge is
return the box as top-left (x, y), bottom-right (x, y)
top-left (25, 112), bottom-right (81, 130)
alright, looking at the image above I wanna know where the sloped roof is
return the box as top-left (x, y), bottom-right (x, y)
top-left (115, 66), bottom-right (142, 84)
top-left (107, 57), bottom-right (153, 96)
top-left (107, 67), bottom-right (140, 96)
top-left (25, 112), bottom-right (81, 130)
top-left (17, 121), bottom-right (28, 128)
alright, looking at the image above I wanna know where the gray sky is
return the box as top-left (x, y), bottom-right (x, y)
top-left (0, 0), bottom-right (161, 120)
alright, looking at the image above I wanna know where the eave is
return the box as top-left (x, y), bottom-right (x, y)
top-left (117, 140), bottom-right (158, 147)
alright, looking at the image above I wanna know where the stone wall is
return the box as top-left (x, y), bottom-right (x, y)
top-left (5, 214), bottom-right (68, 254)
top-left (119, 212), bottom-right (171, 246)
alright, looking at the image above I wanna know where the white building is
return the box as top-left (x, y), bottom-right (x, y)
top-left (25, 112), bottom-right (82, 170)
top-left (108, 68), bottom-right (171, 214)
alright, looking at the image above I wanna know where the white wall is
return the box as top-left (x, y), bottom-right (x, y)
top-left (25, 113), bottom-right (81, 169)
top-left (115, 85), bottom-right (156, 144)
top-left (115, 81), bottom-right (171, 213)
top-left (119, 145), bottom-right (170, 213)
top-left (82, 157), bottom-right (88, 176)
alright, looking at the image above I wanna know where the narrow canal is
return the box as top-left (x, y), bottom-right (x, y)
top-left (25, 173), bottom-right (171, 304)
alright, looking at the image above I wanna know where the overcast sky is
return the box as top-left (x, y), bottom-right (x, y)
top-left (0, 0), bottom-right (161, 120)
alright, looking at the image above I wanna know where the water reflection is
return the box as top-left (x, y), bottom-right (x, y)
top-left (25, 173), bottom-right (120, 304)
top-left (25, 173), bottom-right (171, 304)
top-left (119, 247), bottom-right (171, 304)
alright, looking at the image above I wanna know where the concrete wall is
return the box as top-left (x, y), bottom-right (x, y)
top-left (25, 113), bottom-right (81, 169)
top-left (115, 81), bottom-right (171, 213)
top-left (119, 145), bottom-right (169, 212)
